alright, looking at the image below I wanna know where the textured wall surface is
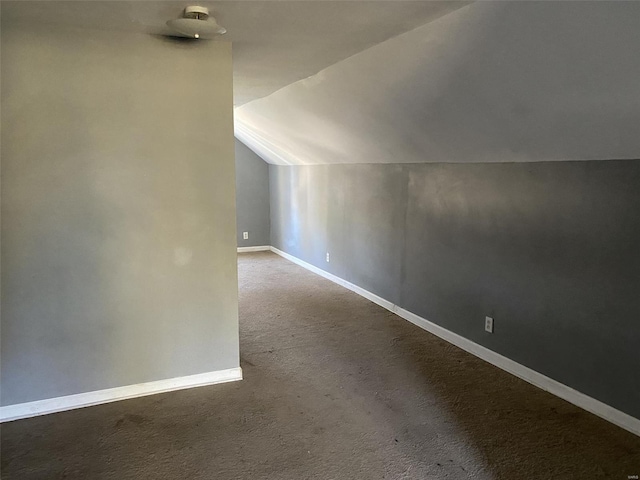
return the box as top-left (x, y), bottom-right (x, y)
top-left (239, 1), bottom-right (640, 165)
top-left (235, 139), bottom-right (270, 247)
top-left (270, 161), bottom-right (640, 419)
top-left (1, 23), bottom-right (239, 406)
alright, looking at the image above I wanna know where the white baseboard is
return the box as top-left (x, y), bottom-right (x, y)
top-left (237, 246), bottom-right (270, 253)
top-left (269, 246), bottom-right (640, 437)
top-left (0, 367), bottom-right (243, 423)
top-left (270, 247), bottom-right (395, 311)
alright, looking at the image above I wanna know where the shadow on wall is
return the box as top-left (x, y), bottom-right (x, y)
top-left (235, 139), bottom-right (271, 247)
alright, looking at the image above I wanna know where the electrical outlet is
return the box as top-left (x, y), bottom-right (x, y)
top-left (485, 316), bottom-right (494, 333)
top-left (243, 232), bottom-right (249, 240)
top-left (326, 252), bottom-right (330, 262)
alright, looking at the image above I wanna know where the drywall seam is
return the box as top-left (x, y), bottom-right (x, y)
top-left (237, 246), bottom-right (271, 253)
top-left (270, 246), bottom-right (640, 438)
top-left (0, 367), bottom-right (243, 423)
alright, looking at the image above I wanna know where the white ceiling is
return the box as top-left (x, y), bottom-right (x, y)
top-left (1, 1), bottom-right (470, 105)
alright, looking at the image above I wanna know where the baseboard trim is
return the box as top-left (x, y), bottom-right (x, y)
top-left (238, 246), bottom-right (271, 253)
top-left (0, 367), bottom-right (243, 423)
top-left (269, 247), bottom-right (395, 311)
top-left (269, 246), bottom-right (640, 437)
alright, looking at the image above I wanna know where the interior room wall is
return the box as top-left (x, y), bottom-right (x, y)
top-left (1, 22), bottom-right (239, 406)
top-left (235, 139), bottom-right (270, 247)
top-left (270, 161), bottom-right (640, 420)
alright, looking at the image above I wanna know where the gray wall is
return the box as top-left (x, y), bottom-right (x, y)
top-left (270, 161), bottom-right (640, 419)
top-left (235, 139), bottom-right (270, 247)
top-left (1, 22), bottom-right (239, 406)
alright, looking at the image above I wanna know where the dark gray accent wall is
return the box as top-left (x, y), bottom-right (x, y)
top-left (270, 161), bottom-right (640, 419)
top-left (235, 139), bottom-right (270, 247)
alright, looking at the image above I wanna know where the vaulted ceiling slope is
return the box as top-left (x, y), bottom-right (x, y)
top-left (236, 1), bottom-right (640, 165)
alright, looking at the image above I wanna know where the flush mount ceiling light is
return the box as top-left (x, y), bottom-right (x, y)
top-left (166, 6), bottom-right (226, 39)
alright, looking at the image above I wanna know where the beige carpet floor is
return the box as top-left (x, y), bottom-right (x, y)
top-left (2, 251), bottom-right (639, 479)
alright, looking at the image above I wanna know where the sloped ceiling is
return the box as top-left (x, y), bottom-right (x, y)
top-left (1, 1), bottom-right (470, 106)
top-left (236, 1), bottom-right (640, 165)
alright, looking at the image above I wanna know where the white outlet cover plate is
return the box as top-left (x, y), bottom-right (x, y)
top-left (485, 316), bottom-right (494, 333)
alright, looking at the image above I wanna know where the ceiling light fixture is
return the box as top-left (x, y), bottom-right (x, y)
top-left (166, 6), bottom-right (226, 39)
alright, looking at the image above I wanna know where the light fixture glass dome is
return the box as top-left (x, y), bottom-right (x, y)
top-left (166, 18), bottom-right (226, 38)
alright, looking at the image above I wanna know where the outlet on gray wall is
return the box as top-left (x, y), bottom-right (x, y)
top-left (236, 140), bottom-right (270, 247)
